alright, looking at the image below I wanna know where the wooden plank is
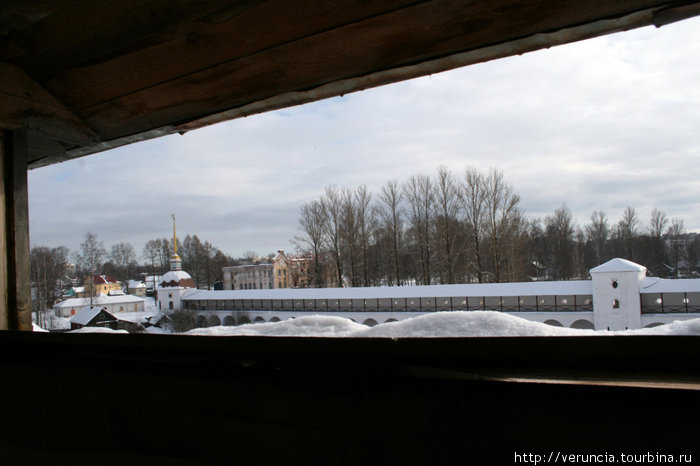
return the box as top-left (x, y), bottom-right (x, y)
top-left (42, 0), bottom-right (423, 112)
top-left (0, 129), bottom-right (31, 330)
top-left (0, 61), bottom-right (99, 149)
top-left (72, 0), bottom-right (670, 140)
top-left (1, 0), bottom-right (260, 80)
top-left (0, 131), bottom-right (8, 330)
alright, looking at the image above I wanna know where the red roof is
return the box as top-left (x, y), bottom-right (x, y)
top-left (92, 275), bottom-right (119, 284)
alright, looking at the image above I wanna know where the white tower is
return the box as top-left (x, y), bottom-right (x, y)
top-left (156, 214), bottom-right (196, 313)
top-left (590, 258), bottom-right (646, 330)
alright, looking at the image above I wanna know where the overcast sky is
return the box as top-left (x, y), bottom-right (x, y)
top-left (28, 16), bottom-right (700, 260)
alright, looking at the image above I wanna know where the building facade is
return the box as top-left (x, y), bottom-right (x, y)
top-left (84, 275), bottom-right (122, 296)
top-left (223, 263), bottom-right (274, 290)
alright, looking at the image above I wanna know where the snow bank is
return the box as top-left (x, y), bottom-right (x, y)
top-left (32, 323), bottom-right (48, 332)
top-left (69, 327), bottom-right (129, 334)
top-left (187, 315), bottom-right (368, 337)
top-left (185, 311), bottom-right (700, 338)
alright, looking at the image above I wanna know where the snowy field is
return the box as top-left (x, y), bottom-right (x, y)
top-left (55, 311), bottom-right (700, 337)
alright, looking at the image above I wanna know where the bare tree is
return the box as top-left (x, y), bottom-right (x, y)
top-left (667, 218), bottom-right (685, 278)
top-left (404, 174), bottom-right (435, 285)
top-left (110, 242), bottom-right (137, 284)
top-left (321, 185), bottom-right (344, 286)
top-left (545, 204), bottom-right (576, 280)
top-left (354, 185), bottom-right (376, 287)
top-left (433, 166), bottom-right (462, 284)
top-left (460, 167), bottom-right (488, 282)
top-left (340, 187), bottom-right (360, 286)
top-left (378, 180), bottom-right (405, 286)
top-left (143, 239), bottom-right (161, 277)
top-left (648, 208), bottom-right (669, 238)
top-left (483, 168), bottom-right (521, 282)
top-left (647, 207), bottom-right (669, 272)
top-left (585, 211), bottom-right (609, 266)
top-left (31, 245), bottom-right (70, 328)
top-left (74, 232), bottom-right (106, 278)
top-left (158, 238), bottom-right (172, 271)
top-left (294, 200), bottom-right (327, 287)
top-left (617, 206), bottom-right (640, 260)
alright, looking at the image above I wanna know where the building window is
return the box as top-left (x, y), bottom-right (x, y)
top-left (613, 299), bottom-right (620, 309)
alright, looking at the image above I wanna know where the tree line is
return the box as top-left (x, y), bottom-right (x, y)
top-left (30, 232), bottom-right (233, 313)
top-left (294, 165), bottom-right (699, 287)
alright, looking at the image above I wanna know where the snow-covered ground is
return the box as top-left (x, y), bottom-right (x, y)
top-left (35, 305), bottom-right (699, 337)
top-left (183, 311), bottom-right (700, 337)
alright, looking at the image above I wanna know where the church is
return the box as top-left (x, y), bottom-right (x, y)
top-left (156, 215), bottom-right (196, 312)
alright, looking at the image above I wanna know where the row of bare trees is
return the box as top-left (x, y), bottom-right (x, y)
top-left (295, 166), bottom-right (530, 286)
top-left (295, 166), bottom-right (699, 287)
top-left (529, 205), bottom-right (696, 280)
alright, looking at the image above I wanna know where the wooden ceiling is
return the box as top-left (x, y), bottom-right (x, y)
top-left (1, 0), bottom-right (699, 169)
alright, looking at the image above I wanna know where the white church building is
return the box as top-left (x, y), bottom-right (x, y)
top-left (156, 215), bottom-right (196, 313)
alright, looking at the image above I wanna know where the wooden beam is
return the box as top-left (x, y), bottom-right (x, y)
top-left (0, 129), bottom-right (31, 330)
top-left (0, 61), bottom-right (99, 150)
top-left (59, 1), bottom-right (698, 162)
top-left (0, 132), bottom-right (7, 330)
top-left (65, 0), bottom-right (680, 140)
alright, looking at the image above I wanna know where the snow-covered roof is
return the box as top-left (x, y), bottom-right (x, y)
top-left (159, 270), bottom-right (195, 288)
top-left (70, 306), bottom-right (117, 326)
top-left (108, 290), bottom-right (125, 296)
top-left (55, 294), bottom-right (145, 308)
top-left (128, 280), bottom-right (146, 288)
top-left (184, 280), bottom-right (593, 301)
top-left (70, 286), bottom-right (85, 293)
top-left (590, 258), bottom-right (646, 274)
top-left (641, 277), bottom-right (700, 294)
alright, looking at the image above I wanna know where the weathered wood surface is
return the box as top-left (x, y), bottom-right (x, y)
top-left (0, 0), bottom-right (698, 167)
top-left (0, 332), bottom-right (698, 464)
top-left (0, 130), bottom-right (31, 330)
top-left (0, 132), bottom-right (8, 330)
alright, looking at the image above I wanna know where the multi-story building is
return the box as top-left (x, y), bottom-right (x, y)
top-left (223, 250), bottom-right (339, 290)
top-left (223, 263), bottom-right (274, 290)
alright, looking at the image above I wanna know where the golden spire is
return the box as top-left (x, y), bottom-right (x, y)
top-left (172, 213), bottom-right (178, 256)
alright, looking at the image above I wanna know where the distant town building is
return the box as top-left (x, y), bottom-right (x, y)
top-left (288, 252), bottom-right (338, 288)
top-left (54, 293), bottom-right (145, 317)
top-left (70, 306), bottom-right (118, 330)
top-left (62, 286), bottom-right (87, 299)
top-left (223, 263), bottom-right (274, 290)
top-left (70, 306), bottom-right (144, 332)
top-left (223, 250), bottom-right (338, 290)
top-left (144, 275), bottom-right (160, 296)
top-left (127, 280), bottom-right (147, 297)
top-left (84, 275), bottom-right (121, 296)
top-left (272, 250), bottom-right (290, 289)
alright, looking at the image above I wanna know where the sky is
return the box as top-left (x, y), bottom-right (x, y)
top-left (28, 16), bottom-right (700, 260)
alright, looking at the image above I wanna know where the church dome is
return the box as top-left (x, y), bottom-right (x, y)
top-left (159, 270), bottom-right (196, 289)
